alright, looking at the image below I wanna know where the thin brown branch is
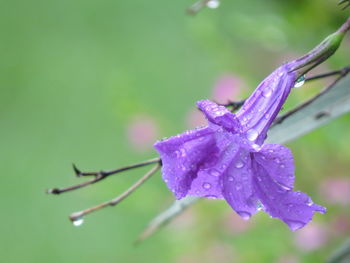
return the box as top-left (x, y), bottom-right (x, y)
top-left (69, 163), bottom-right (161, 223)
top-left (273, 67), bottom-right (350, 126)
top-left (47, 157), bottom-right (161, 195)
top-left (305, 66), bottom-right (350, 82)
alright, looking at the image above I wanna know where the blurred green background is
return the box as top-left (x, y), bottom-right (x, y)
top-left (1, 0), bottom-right (350, 262)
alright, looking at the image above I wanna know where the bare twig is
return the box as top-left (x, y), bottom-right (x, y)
top-left (47, 157), bottom-right (161, 194)
top-left (69, 163), bottom-right (161, 223)
top-left (136, 196), bottom-right (199, 244)
top-left (273, 66), bottom-right (350, 126)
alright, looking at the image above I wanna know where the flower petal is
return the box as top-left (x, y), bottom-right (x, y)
top-left (154, 127), bottom-right (218, 199)
top-left (236, 66), bottom-right (296, 144)
top-left (196, 100), bottom-right (241, 133)
top-left (187, 133), bottom-right (240, 199)
top-left (252, 160), bottom-right (326, 231)
top-left (221, 147), bottom-right (259, 220)
top-left (254, 144), bottom-right (295, 190)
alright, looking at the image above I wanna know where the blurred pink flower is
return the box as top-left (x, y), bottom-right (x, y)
top-left (211, 74), bottom-right (242, 104)
top-left (186, 74), bottom-right (244, 129)
top-left (204, 242), bottom-right (237, 263)
top-left (126, 114), bottom-right (159, 152)
top-left (294, 223), bottom-right (328, 251)
top-left (221, 211), bottom-right (252, 235)
top-left (329, 214), bottom-right (350, 236)
top-left (319, 177), bottom-right (350, 205)
top-left (185, 108), bottom-right (207, 128)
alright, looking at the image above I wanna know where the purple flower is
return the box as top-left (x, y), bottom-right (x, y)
top-left (154, 30), bottom-right (347, 231)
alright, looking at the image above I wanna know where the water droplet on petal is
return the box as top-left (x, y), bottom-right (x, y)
top-left (180, 148), bottom-right (186, 157)
top-left (235, 160), bottom-right (244, 169)
top-left (307, 200), bottom-right (314, 206)
top-left (286, 220), bottom-right (304, 231)
top-left (274, 158), bottom-right (281, 163)
top-left (228, 176), bottom-right (234, 182)
top-left (256, 201), bottom-right (264, 211)
top-left (72, 217), bottom-right (84, 227)
top-left (206, 0), bottom-right (220, 9)
top-left (237, 211), bottom-right (251, 220)
top-left (210, 169), bottom-right (220, 177)
top-left (235, 183), bottom-right (242, 190)
top-left (280, 164), bottom-right (285, 169)
top-left (262, 88), bottom-right (272, 98)
top-left (246, 129), bottom-right (258, 141)
top-left (252, 144), bottom-right (261, 151)
top-left (294, 75), bottom-right (306, 88)
top-left (203, 182), bottom-right (211, 190)
top-left (220, 164), bottom-right (227, 170)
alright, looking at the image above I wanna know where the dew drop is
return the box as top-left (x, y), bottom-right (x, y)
top-left (210, 169), bottom-right (220, 177)
top-left (228, 176), bottom-right (234, 182)
top-left (256, 201), bottom-right (264, 211)
top-left (206, 0), bottom-right (220, 9)
top-left (220, 164), bottom-right (227, 170)
top-left (294, 75), bottom-right (306, 88)
top-left (246, 129), bottom-right (259, 141)
top-left (180, 148), bottom-right (186, 157)
top-left (203, 182), bottom-right (211, 190)
top-left (235, 183), bottom-right (242, 190)
top-left (262, 88), bottom-right (272, 98)
top-left (286, 220), bottom-right (304, 231)
top-left (237, 211), bottom-right (251, 220)
top-left (72, 217), bottom-right (84, 227)
top-left (252, 144), bottom-right (261, 151)
top-left (280, 164), bottom-right (285, 169)
top-left (235, 160), bottom-right (244, 169)
top-left (307, 200), bottom-right (314, 206)
top-left (274, 158), bottom-right (281, 163)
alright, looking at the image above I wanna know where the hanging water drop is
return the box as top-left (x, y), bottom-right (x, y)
top-left (237, 211), bottom-right (251, 220)
top-left (286, 220), bottom-right (304, 231)
top-left (72, 217), bottom-right (84, 227)
top-left (294, 75), bottom-right (306, 88)
top-left (206, 0), bottom-right (220, 9)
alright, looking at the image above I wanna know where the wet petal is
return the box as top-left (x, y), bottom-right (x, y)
top-left (254, 144), bottom-right (295, 190)
top-left (197, 100), bottom-right (241, 133)
top-left (236, 66), bottom-right (297, 144)
top-left (221, 147), bottom-right (258, 219)
top-left (154, 127), bottom-right (218, 199)
top-left (188, 134), bottom-right (240, 199)
top-left (252, 160), bottom-right (326, 231)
